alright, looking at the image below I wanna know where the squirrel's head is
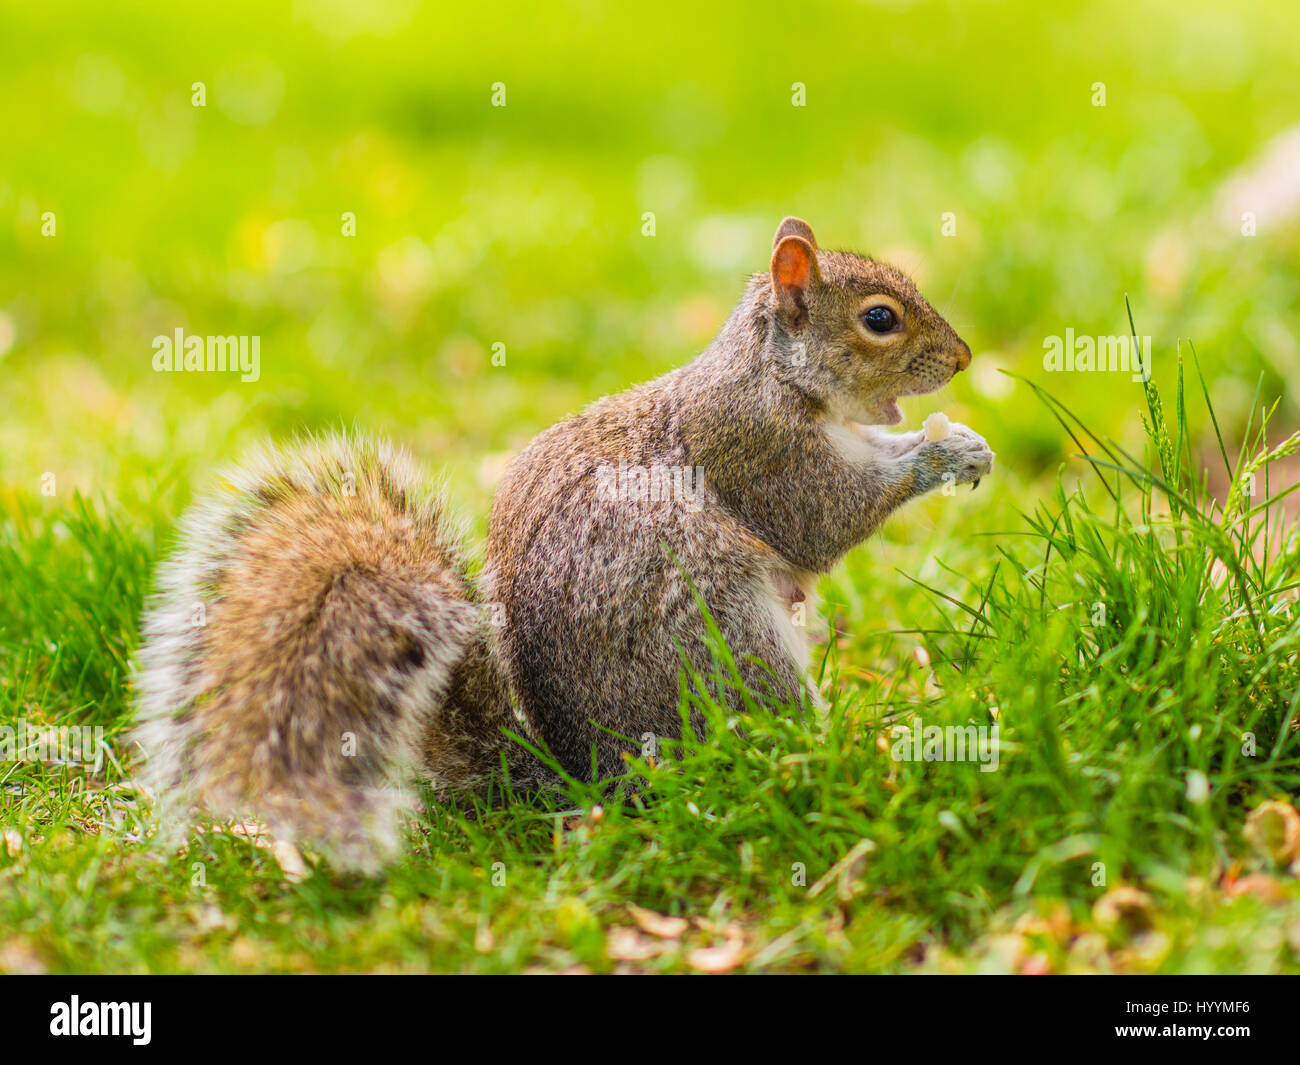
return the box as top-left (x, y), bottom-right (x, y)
top-left (761, 216), bottom-right (971, 426)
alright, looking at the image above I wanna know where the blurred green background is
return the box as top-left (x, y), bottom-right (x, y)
top-left (2, 0), bottom-right (1299, 531)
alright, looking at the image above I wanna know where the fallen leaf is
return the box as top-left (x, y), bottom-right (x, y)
top-left (269, 839), bottom-right (310, 883)
top-left (1020, 952), bottom-right (1052, 975)
top-left (687, 931), bottom-right (746, 973)
top-left (606, 926), bottom-right (663, 962)
top-left (0, 937), bottom-right (46, 974)
top-left (1092, 886), bottom-right (1155, 937)
top-left (981, 933), bottom-right (1029, 971)
top-left (628, 905), bottom-right (688, 939)
top-left (194, 904), bottom-right (236, 934)
top-left (1243, 800), bottom-right (1300, 866)
top-left (1012, 903), bottom-right (1074, 942)
top-left (1226, 872), bottom-right (1288, 905)
top-left (229, 937), bottom-right (260, 966)
top-left (1116, 930), bottom-right (1172, 972)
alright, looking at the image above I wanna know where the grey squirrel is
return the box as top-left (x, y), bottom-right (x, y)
top-left (131, 217), bottom-right (993, 869)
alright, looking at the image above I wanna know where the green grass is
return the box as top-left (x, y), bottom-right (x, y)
top-left (3, 359), bottom-right (1300, 973)
top-left (3, 0), bottom-right (1300, 973)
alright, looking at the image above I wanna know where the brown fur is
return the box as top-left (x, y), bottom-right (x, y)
top-left (132, 219), bottom-right (992, 865)
top-left (485, 218), bottom-right (991, 780)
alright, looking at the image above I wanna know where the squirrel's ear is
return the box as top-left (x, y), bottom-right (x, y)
top-left (770, 234), bottom-right (820, 324)
top-left (772, 216), bottom-right (818, 251)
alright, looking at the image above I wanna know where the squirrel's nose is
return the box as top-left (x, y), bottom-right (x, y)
top-left (953, 340), bottom-right (972, 372)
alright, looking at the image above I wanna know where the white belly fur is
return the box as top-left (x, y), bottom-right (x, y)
top-left (821, 420), bottom-right (876, 465)
top-left (758, 569), bottom-right (826, 709)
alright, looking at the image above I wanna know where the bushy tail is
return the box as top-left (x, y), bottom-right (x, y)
top-left (131, 433), bottom-right (552, 871)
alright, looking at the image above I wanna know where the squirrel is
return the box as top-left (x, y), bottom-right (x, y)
top-left (131, 217), bottom-right (993, 869)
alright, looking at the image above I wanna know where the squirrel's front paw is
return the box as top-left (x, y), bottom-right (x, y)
top-left (919, 423), bottom-right (994, 490)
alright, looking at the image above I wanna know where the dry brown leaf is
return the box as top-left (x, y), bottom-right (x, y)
top-left (1011, 903), bottom-right (1074, 942)
top-left (229, 937), bottom-right (260, 966)
top-left (1226, 872), bottom-right (1288, 905)
top-left (982, 933), bottom-right (1029, 971)
top-left (1020, 952), bottom-right (1052, 975)
top-left (269, 839), bottom-right (310, 883)
top-left (628, 904), bottom-right (688, 939)
top-left (0, 937), bottom-right (46, 974)
top-left (1116, 930), bottom-right (1172, 972)
top-left (1092, 886), bottom-right (1155, 936)
top-left (1243, 800), bottom-right (1300, 866)
top-left (540, 964), bottom-right (591, 975)
top-left (686, 931), bottom-right (746, 973)
top-left (606, 926), bottom-right (663, 962)
top-left (194, 903), bottom-right (236, 934)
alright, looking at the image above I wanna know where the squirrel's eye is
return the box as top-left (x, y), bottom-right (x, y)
top-left (862, 306), bottom-right (897, 333)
